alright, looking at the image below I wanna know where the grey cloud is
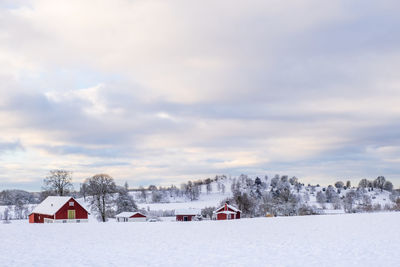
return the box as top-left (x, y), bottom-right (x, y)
top-left (0, 140), bottom-right (24, 153)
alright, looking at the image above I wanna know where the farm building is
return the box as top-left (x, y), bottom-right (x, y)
top-left (213, 203), bottom-right (241, 220)
top-left (29, 196), bottom-right (89, 223)
top-left (175, 209), bottom-right (201, 221)
top-left (115, 212), bottom-right (147, 222)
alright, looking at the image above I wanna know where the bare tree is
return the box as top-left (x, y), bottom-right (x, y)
top-left (221, 183), bottom-right (226, 194)
top-left (205, 178), bottom-right (212, 194)
top-left (85, 174), bottom-right (116, 222)
top-left (43, 170), bottom-right (73, 196)
top-left (201, 206), bottom-right (216, 219)
top-left (80, 183), bottom-right (88, 201)
top-left (139, 186), bottom-right (147, 202)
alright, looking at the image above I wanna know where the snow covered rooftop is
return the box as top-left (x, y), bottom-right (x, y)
top-left (175, 209), bottom-right (201, 216)
top-left (215, 203), bottom-right (241, 213)
top-left (115, 212), bottom-right (145, 218)
top-left (31, 196), bottom-right (75, 216)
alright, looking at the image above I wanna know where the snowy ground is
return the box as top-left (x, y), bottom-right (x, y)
top-left (1, 212), bottom-right (399, 267)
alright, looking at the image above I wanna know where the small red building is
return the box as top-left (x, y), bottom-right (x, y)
top-left (213, 203), bottom-right (241, 220)
top-left (29, 196), bottom-right (89, 223)
top-left (175, 209), bottom-right (201, 221)
top-left (115, 211), bottom-right (147, 222)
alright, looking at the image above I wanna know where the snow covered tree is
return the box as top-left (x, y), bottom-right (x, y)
top-left (289, 176), bottom-right (298, 185)
top-left (201, 206), bottom-right (215, 219)
top-left (151, 190), bottom-right (163, 203)
top-left (316, 191), bottom-right (326, 208)
top-left (116, 182), bottom-right (137, 214)
top-left (13, 198), bottom-right (26, 219)
top-left (346, 180), bottom-right (351, 189)
top-left (2, 208), bottom-right (10, 223)
top-left (206, 180), bottom-right (212, 194)
top-left (182, 181), bottom-right (200, 201)
top-left (280, 175), bottom-right (289, 183)
top-left (303, 192), bottom-right (310, 203)
top-left (360, 194), bottom-right (372, 211)
top-left (148, 185), bottom-right (157, 191)
top-left (85, 174), bottom-right (117, 222)
top-left (42, 169), bottom-right (73, 196)
top-left (232, 191), bottom-right (256, 217)
top-left (138, 186), bottom-right (147, 202)
top-left (383, 181), bottom-right (393, 192)
top-left (334, 181), bottom-right (344, 189)
top-left (270, 175), bottom-right (280, 188)
top-left (344, 191), bottom-right (356, 213)
top-left (325, 185), bottom-right (339, 203)
top-left (294, 181), bottom-right (302, 193)
top-left (373, 176), bottom-right (386, 192)
top-left (358, 179), bottom-right (369, 188)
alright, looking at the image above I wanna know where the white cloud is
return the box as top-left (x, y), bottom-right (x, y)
top-left (1, 1), bottom-right (400, 189)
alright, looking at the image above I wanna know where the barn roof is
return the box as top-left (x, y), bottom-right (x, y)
top-left (115, 212), bottom-right (146, 218)
top-left (31, 196), bottom-right (89, 216)
top-left (214, 203), bottom-right (242, 213)
top-left (175, 209), bottom-right (201, 216)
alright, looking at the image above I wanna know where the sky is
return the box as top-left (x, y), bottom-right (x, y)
top-left (1, 0), bottom-right (400, 191)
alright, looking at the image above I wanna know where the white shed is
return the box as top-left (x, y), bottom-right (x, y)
top-left (115, 212), bottom-right (147, 222)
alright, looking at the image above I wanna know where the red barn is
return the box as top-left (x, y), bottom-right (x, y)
top-left (115, 211), bottom-right (147, 222)
top-left (29, 196), bottom-right (89, 223)
top-left (213, 203), bottom-right (241, 220)
top-left (175, 209), bottom-right (201, 221)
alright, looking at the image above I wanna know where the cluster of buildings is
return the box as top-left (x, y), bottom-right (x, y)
top-left (28, 196), bottom-right (242, 224)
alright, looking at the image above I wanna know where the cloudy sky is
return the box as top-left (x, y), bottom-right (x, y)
top-left (1, 0), bottom-right (400, 191)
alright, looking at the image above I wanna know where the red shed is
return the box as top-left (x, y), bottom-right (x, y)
top-left (213, 203), bottom-right (241, 220)
top-left (29, 196), bottom-right (89, 223)
top-left (175, 209), bottom-right (201, 221)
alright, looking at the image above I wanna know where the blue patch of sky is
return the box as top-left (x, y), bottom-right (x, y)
top-left (19, 67), bottom-right (124, 92)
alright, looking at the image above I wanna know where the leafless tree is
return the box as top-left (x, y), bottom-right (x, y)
top-left (43, 169), bottom-right (73, 196)
top-left (85, 174), bottom-right (116, 222)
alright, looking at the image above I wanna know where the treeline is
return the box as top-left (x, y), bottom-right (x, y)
top-left (214, 174), bottom-right (400, 218)
top-left (2, 170), bottom-right (400, 221)
top-left (0, 190), bottom-right (39, 220)
top-left (134, 175), bottom-right (227, 203)
top-left (1, 170), bottom-right (140, 222)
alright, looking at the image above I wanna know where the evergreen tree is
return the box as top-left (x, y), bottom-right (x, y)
top-left (116, 182), bottom-right (138, 214)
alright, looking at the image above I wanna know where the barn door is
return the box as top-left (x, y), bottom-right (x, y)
top-left (68, 210), bottom-right (76, 219)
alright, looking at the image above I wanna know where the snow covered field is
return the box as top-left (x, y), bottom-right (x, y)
top-left (1, 212), bottom-right (399, 267)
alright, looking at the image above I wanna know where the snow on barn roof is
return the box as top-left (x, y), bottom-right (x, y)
top-left (214, 203), bottom-right (241, 213)
top-left (174, 209), bottom-right (201, 216)
top-left (115, 212), bottom-right (146, 218)
top-left (31, 196), bottom-right (87, 216)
